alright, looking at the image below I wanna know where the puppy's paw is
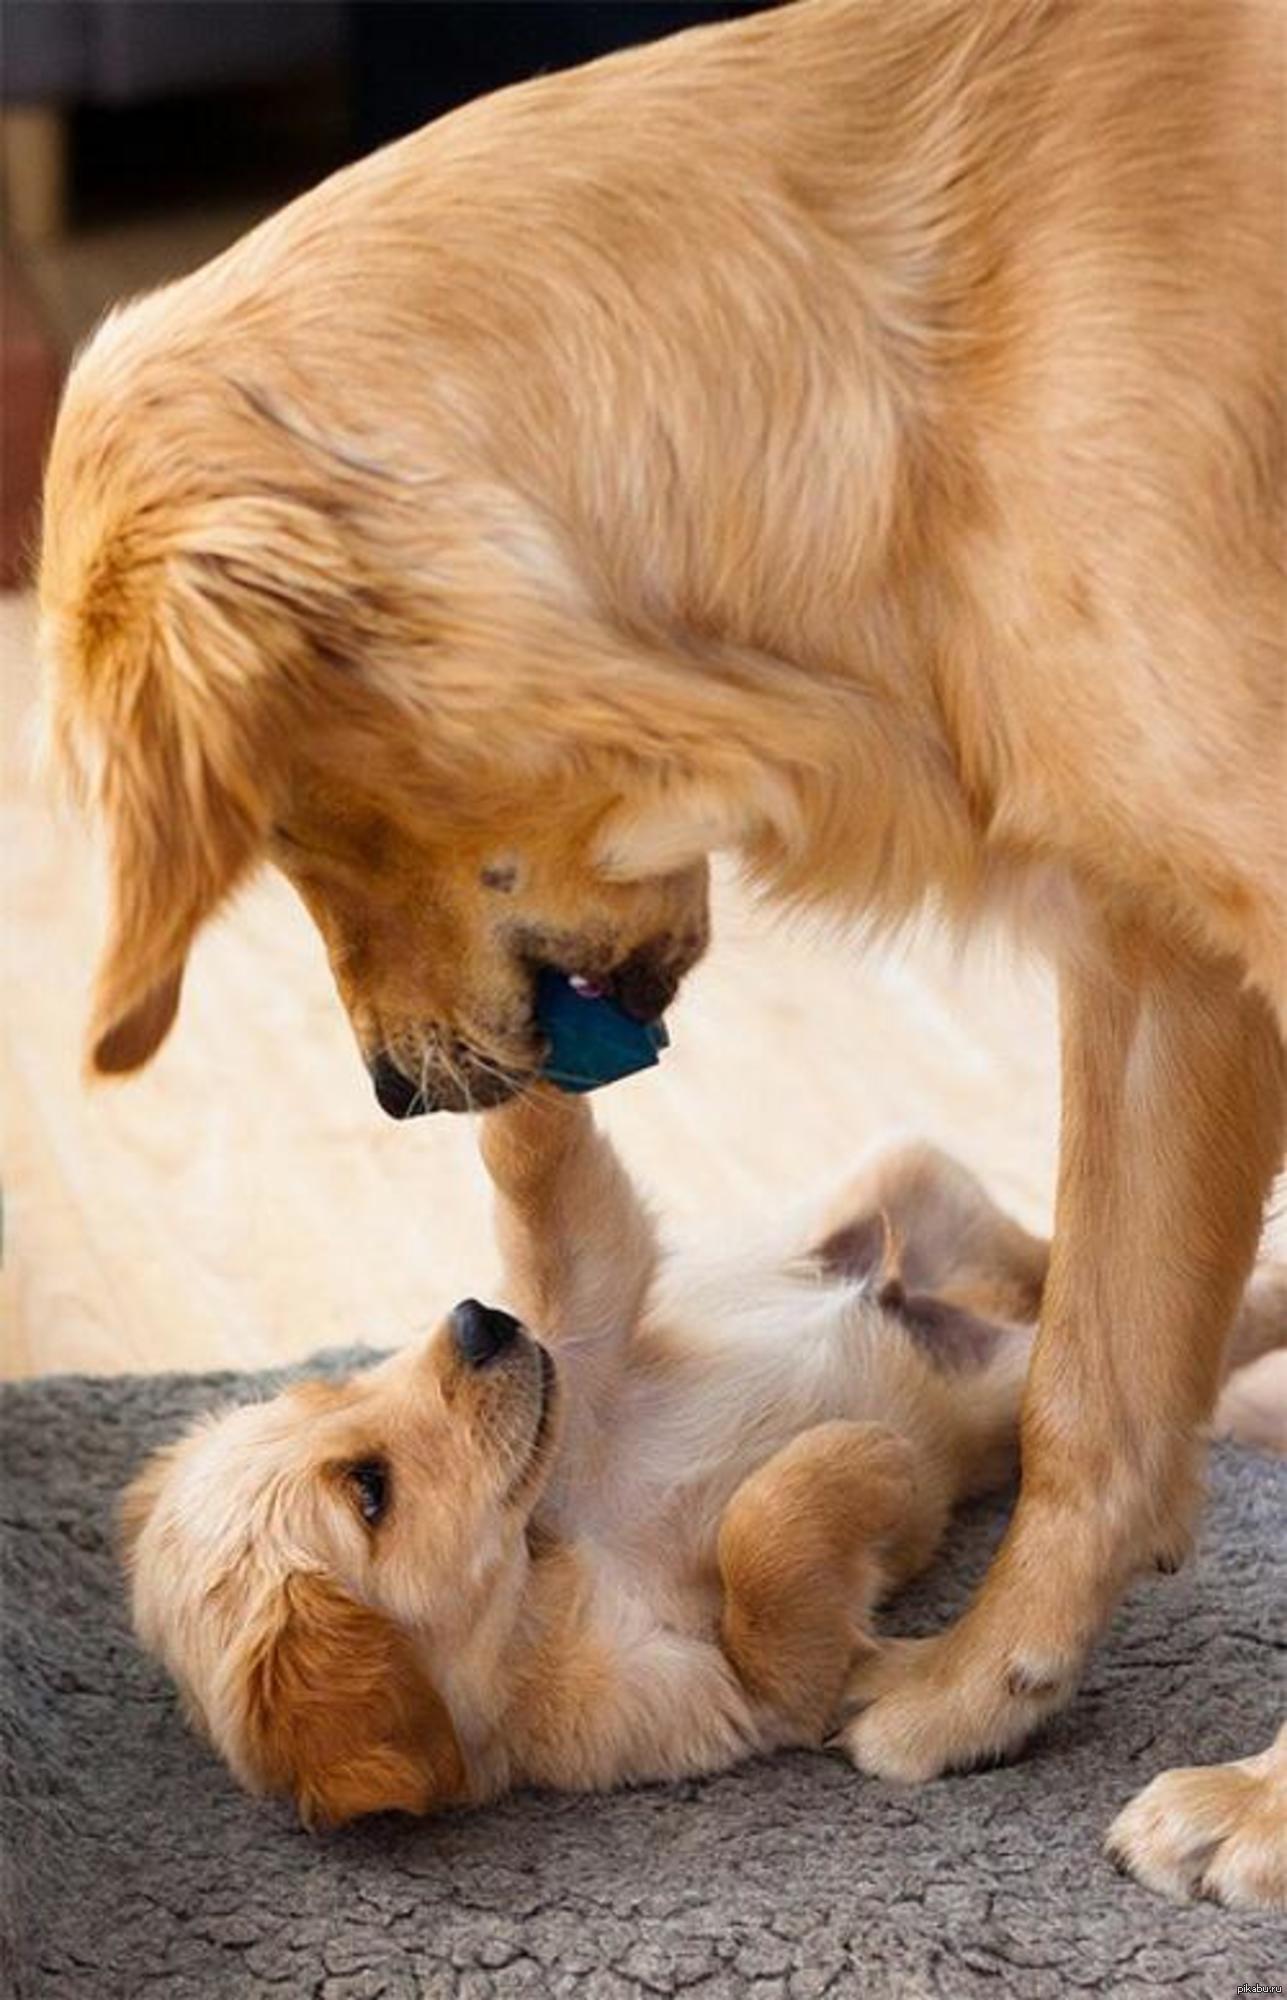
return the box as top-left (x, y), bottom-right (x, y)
top-left (840, 1635), bottom-right (931, 1713)
top-left (836, 1628), bottom-right (1074, 1783)
top-left (1106, 1752), bottom-right (1287, 1911)
top-left (835, 1638), bottom-right (956, 1782)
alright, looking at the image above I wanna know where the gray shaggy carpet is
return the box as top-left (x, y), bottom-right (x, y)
top-left (1, 1352), bottom-right (1284, 2000)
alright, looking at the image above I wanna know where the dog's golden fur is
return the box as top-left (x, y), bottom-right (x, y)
top-left (39, 0), bottom-right (1286, 1899)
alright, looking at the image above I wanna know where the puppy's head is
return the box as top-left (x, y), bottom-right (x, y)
top-left (36, 318), bottom-right (801, 1110)
top-left (121, 1302), bottom-right (558, 1826)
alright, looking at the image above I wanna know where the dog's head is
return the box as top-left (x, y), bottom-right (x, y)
top-left (121, 1302), bottom-right (557, 1825)
top-left (264, 767), bottom-right (710, 1116)
top-left (37, 318), bottom-right (803, 1113)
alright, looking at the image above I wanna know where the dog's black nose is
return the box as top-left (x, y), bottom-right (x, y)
top-left (369, 1055), bottom-right (426, 1120)
top-left (450, 1299), bottom-right (522, 1368)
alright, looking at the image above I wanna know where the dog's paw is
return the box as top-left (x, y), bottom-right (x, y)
top-left (1106, 1749), bottom-right (1287, 1911)
top-left (837, 1627), bottom-right (1074, 1783)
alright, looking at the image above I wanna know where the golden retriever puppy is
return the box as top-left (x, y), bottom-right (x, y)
top-left (123, 1099), bottom-right (1044, 1826)
top-left (41, 0), bottom-right (1284, 1897)
top-left (123, 1098), bottom-right (1285, 1839)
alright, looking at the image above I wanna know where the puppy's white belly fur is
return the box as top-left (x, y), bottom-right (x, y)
top-left (541, 1262), bottom-right (922, 1634)
top-left (497, 1262), bottom-right (951, 1790)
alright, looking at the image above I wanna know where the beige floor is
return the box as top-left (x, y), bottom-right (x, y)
top-left (3, 586), bottom-right (1283, 1443)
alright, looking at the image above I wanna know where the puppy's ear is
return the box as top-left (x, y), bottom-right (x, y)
top-left (49, 494), bottom-right (359, 1076)
top-left (235, 1572), bottom-right (465, 1828)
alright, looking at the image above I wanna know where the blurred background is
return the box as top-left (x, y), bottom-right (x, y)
top-left (2, 0), bottom-right (766, 582)
top-left (0, 3), bottom-right (1280, 1448)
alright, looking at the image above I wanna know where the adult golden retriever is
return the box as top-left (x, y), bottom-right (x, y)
top-left (38, 0), bottom-right (1285, 1906)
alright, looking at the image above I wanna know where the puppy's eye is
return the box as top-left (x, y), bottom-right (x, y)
top-left (348, 1458), bottom-right (390, 1526)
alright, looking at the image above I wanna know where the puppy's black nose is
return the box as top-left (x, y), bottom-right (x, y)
top-left (369, 1054), bottom-right (426, 1120)
top-left (450, 1298), bottom-right (522, 1368)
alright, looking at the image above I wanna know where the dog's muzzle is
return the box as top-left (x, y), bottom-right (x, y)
top-left (365, 930), bottom-right (701, 1117)
top-left (367, 1051), bottom-right (524, 1118)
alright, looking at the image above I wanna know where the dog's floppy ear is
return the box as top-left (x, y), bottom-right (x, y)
top-left (235, 1571), bottom-right (466, 1829)
top-left (48, 494), bottom-right (361, 1076)
top-left (83, 665), bottom-right (263, 1076)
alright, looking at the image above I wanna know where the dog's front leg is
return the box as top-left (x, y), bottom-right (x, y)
top-left (1106, 1718), bottom-right (1287, 1910)
top-left (843, 928), bottom-right (1284, 1812)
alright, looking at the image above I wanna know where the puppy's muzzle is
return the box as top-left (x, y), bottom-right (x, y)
top-left (448, 1301), bottom-right (556, 1494)
top-left (450, 1299), bottom-right (523, 1369)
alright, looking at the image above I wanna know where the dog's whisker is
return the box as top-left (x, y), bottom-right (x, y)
top-left (415, 1039), bottom-right (436, 1116)
top-left (469, 1049), bottom-right (535, 1108)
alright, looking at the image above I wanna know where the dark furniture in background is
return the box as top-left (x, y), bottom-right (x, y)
top-left (1, 1), bottom-right (346, 240)
top-left (1, 255), bottom-right (60, 588)
top-left (1, 1), bottom-right (346, 584)
top-left (350, 2), bottom-right (770, 152)
top-left (3, 1), bottom-right (769, 240)
top-left (0, 3), bottom-right (768, 587)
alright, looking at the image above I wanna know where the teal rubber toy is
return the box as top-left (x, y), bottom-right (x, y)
top-left (536, 970), bottom-right (669, 1094)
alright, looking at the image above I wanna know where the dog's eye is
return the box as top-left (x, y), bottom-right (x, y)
top-left (480, 858), bottom-right (520, 893)
top-left (348, 1458), bottom-right (390, 1526)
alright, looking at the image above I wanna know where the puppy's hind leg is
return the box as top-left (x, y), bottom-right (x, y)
top-left (717, 1422), bottom-right (945, 1743)
top-left (1221, 1261), bottom-right (1287, 1374)
top-left (1216, 1262), bottom-right (1287, 1451)
top-left (810, 1141), bottom-right (1049, 1327)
